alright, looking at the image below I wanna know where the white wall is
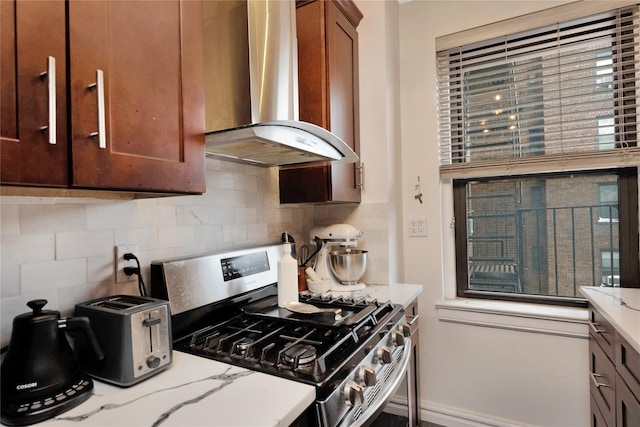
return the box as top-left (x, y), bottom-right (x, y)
top-left (396, 1), bottom-right (591, 426)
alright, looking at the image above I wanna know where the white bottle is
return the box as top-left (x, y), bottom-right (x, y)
top-left (277, 239), bottom-right (298, 307)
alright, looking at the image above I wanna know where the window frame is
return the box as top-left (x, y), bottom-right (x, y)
top-left (453, 168), bottom-right (639, 307)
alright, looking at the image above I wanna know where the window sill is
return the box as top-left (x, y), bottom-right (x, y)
top-left (435, 298), bottom-right (589, 338)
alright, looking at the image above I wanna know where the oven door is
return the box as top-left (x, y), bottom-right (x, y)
top-left (340, 337), bottom-right (413, 427)
top-left (368, 367), bottom-right (414, 427)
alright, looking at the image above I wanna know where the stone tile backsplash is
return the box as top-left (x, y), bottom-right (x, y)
top-left (0, 158), bottom-right (389, 346)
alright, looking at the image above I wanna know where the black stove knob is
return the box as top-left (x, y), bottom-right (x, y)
top-left (399, 322), bottom-right (412, 337)
top-left (392, 330), bottom-right (406, 347)
top-left (357, 366), bottom-right (377, 387)
top-left (377, 346), bottom-right (393, 364)
top-left (343, 381), bottom-right (364, 407)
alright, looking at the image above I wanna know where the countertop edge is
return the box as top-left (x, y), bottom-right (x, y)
top-left (580, 286), bottom-right (640, 354)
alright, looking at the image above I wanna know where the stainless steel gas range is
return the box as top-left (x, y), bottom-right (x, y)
top-left (150, 244), bottom-right (413, 427)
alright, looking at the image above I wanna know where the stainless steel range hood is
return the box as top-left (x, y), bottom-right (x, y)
top-left (203, 0), bottom-right (358, 167)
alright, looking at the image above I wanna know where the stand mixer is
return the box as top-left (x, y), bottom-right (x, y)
top-left (309, 224), bottom-right (367, 291)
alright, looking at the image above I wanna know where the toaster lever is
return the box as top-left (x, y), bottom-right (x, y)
top-left (143, 317), bottom-right (162, 327)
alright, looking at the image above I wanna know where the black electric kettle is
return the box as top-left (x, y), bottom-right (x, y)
top-left (1, 299), bottom-right (104, 426)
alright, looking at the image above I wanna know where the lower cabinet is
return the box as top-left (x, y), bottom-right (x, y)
top-left (590, 332), bottom-right (616, 426)
top-left (588, 304), bottom-right (640, 427)
top-left (591, 394), bottom-right (608, 427)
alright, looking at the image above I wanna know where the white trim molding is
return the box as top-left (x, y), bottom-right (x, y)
top-left (436, 298), bottom-right (589, 338)
top-left (422, 399), bottom-right (538, 427)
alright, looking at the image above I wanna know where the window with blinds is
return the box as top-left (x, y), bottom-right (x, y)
top-left (437, 5), bottom-right (640, 178)
top-left (439, 3), bottom-right (640, 304)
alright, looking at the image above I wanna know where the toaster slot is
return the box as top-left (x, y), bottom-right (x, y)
top-left (145, 311), bottom-right (161, 354)
top-left (90, 295), bottom-right (150, 310)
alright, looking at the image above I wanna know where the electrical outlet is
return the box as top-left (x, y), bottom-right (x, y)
top-left (115, 245), bottom-right (138, 283)
top-left (408, 216), bottom-right (427, 237)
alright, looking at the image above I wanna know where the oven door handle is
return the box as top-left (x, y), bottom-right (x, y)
top-left (344, 337), bottom-right (412, 427)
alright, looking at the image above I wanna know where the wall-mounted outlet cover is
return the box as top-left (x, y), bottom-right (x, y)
top-left (115, 245), bottom-right (138, 283)
top-left (408, 216), bottom-right (427, 238)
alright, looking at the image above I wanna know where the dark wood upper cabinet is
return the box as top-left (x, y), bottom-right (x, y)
top-left (1, 0), bottom-right (205, 195)
top-left (1, 0), bottom-right (68, 187)
top-left (279, 0), bottom-right (363, 204)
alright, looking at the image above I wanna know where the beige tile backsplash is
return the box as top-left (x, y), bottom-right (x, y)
top-left (0, 158), bottom-right (389, 346)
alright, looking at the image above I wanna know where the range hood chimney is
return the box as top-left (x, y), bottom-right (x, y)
top-left (203, 0), bottom-right (358, 167)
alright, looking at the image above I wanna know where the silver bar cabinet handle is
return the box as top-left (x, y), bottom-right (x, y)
top-left (355, 162), bottom-right (364, 189)
top-left (590, 372), bottom-right (609, 389)
top-left (87, 69), bottom-right (106, 149)
top-left (39, 56), bottom-right (56, 144)
top-left (589, 321), bottom-right (605, 335)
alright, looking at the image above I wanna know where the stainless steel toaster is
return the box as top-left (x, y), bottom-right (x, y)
top-left (74, 295), bottom-right (172, 387)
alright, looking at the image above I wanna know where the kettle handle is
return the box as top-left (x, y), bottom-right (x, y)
top-left (63, 317), bottom-right (105, 361)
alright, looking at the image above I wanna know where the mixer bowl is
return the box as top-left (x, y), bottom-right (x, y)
top-left (329, 249), bottom-right (368, 285)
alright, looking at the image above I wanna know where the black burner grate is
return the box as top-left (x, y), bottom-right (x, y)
top-left (184, 316), bottom-right (365, 383)
top-left (172, 288), bottom-right (402, 391)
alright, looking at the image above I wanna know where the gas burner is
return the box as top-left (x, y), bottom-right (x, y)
top-left (281, 344), bottom-right (317, 366)
top-left (233, 337), bottom-right (254, 356)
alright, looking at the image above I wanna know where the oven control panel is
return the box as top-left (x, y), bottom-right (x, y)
top-left (150, 244), bottom-right (283, 316)
top-left (221, 251), bottom-right (270, 281)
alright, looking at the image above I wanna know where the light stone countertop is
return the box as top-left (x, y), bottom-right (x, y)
top-left (580, 286), bottom-right (640, 354)
top-left (27, 351), bottom-right (315, 427)
top-left (16, 283), bottom-right (423, 427)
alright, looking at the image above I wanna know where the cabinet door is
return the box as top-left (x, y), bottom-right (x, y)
top-left (325, 0), bottom-right (360, 202)
top-left (615, 332), bottom-right (640, 403)
top-left (591, 335), bottom-right (617, 427)
top-left (616, 373), bottom-right (640, 427)
top-left (68, 0), bottom-right (205, 194)
top-left (591, 394), bottom-right (609, 427)
top-left (280, 0), bottom-right (361, 204)
top-left (1, 0), bottom-right (68, 186)
top-left (590, 305), bottom-right (616, 361)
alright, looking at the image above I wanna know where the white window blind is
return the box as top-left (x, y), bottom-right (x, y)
top-left (437, 5), bottom-right (640, 179)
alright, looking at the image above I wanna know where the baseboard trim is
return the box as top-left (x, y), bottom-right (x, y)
top-left (421, 400), bottom-right (533, 427)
